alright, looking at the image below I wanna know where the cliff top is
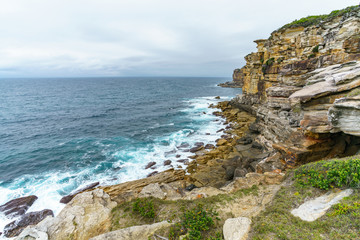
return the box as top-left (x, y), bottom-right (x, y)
top-left (276, 5), bottom-right (359, 32)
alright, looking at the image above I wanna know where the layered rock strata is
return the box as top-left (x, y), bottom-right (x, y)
top-left (227, 7), bottom-right (360, 166)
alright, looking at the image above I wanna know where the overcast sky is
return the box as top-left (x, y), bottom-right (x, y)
top-left (0, 0), bottom-right (358, 78)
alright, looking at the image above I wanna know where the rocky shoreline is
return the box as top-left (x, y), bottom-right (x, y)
top-left (0, 98), bottom-right (285, 239)
top-left (2, 5), bottom-right (360, 240)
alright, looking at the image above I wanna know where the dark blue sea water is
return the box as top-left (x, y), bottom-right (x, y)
top-left (0, 77), bottom-right (240, 229)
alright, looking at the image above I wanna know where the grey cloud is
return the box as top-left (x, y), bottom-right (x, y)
top-left (0, 0), bottom-right (358, 78)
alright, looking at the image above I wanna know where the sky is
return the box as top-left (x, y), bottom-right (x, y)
top-left (0, 0), bottom-right (358, 78)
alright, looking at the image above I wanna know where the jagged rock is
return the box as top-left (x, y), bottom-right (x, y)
top-left (291, 189), bottom-right (353, 221)
top-left (177, 143), bottom-right (190, 149)
top-left (145, 162), bottom-right (156, 169)
top-left (147, 171), bottom-right (158, 177)
top-left (24, 189), bottom-right (117, 240)
top-left (89, 221), bottom-right (173, 240)
top-left (189, 145), bottom-right (204, 153)
top-left (4, 209), bottom-right (53, 238)
top-left (290, 62), bottom-right (360, 103)
top-left (204, 144), bottom-right (215, 149)
top-left (329, 96), bottom-right (360, 136)
top-left (100, 169), bottom-right (185, 203)
top-left (60, 182), bottom-right (100, 204)
top-left (163, 160), bottom-right (172, 166)
top-left (223, 217), bottom-right (251, 240)
top-left (0, 195), bottom-right (38, 218)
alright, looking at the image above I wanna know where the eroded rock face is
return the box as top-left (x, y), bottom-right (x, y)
top-left (4, 209), bottom-right (53, 238)
top-left (329, 96), bottom-right (360, 136)
top-left (224, 8), bottom-right (360, 166)
top-left (20, 189), bottom-right (117, 240)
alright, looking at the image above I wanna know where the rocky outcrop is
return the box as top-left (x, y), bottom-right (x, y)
top-left (329, 96), bottom-right (360, 136)
top-left (0, 195), bottom-right (38, 218)
top-left (225, 6), bottom-right (360, 167)
top-left (3, 209), bottom-right (53, 238)
top-left (100, 169), bottom-right (185, 203)
top-left (18, 189), bottom-right (117, 240)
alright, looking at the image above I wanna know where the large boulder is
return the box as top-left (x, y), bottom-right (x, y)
top-left (223, 217), bottom-right (251, 240)
top-left (20, 189), bottom-right (117, 240)
top-left (4, 209), bottom-right (53, 238)
top-left (0, 195), bottom-right (38, 218)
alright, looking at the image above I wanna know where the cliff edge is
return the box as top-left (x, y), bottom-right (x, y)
top-left (227, 5), bottom-right (360, 167)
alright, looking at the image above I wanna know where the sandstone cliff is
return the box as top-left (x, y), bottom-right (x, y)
top-left (228, 5), bottom-right (360, 166)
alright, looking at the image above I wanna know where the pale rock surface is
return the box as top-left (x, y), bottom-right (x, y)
top-left (139, 183), bottom-right (166, 199)
top-left (223, 217), bottom-right (251, 240)
top-left (291, 188), bottom-right (353, 221)
top-left (17, 189), bottom-right (117, 240)
top-left (89, 221), bottom-right (172, 240)
top-left (15, 227), bottom-right (48, 240)
top-left (329, 96), bottom-right (360, 136)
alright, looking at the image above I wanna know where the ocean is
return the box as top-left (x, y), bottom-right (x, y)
top-left (0, 77), bottom-right (241, 233)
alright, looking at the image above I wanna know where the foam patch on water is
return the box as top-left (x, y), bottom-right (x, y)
top-left (0, 96), bottom-right (231, 238)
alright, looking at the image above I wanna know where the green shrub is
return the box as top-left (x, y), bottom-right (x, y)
top-left (312, 45), bottom-right (320, 53)
top-left (294, 158), bottom-right (360, 190)
top-left (132, 198), bottom-right (155, 219)
top-left (169, 204), bottom-right (221, 240)
top-left (279, 5), bottom-right (359, 30)
top-left (308, 53), bottom-right (316, 59)
top-left (329, 202), bottom-right (360, 216)
top-left (265, 57), bottom-right (275, 66)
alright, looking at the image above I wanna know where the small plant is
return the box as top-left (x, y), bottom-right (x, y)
top-left (308, 53), bottom-right (316, 59)
top-left (328, 202), bottom-right (360, 216)
top-left (169, 204), bottom-right (221, 240)
top-left (279, 5), bottom-right (359, 30)
top-left (312, 45), bottom-right (320, 53)
top-left (265, 57), bottom-right (275, 66)
top-left (132, 198), bottom-right (155, 219)
top-left (294, 158), bottom-right (360, 190)
top-left (277, 57), bottom-right (284, 64)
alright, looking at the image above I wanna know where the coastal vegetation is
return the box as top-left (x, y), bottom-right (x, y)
top-left (249, 156), bottom-right (360, 239)
top-left (279, 5), bottom-right (359, 30)
top-left (294, 157), bottom-right (360, 190)
top-left (110, 186), bottom-right (259, 239)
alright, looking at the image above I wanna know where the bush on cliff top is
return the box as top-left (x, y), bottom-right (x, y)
top-left (294, 157), bottom-right (360, 190)
top-left (279, 5), bottom-right (359, 30)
